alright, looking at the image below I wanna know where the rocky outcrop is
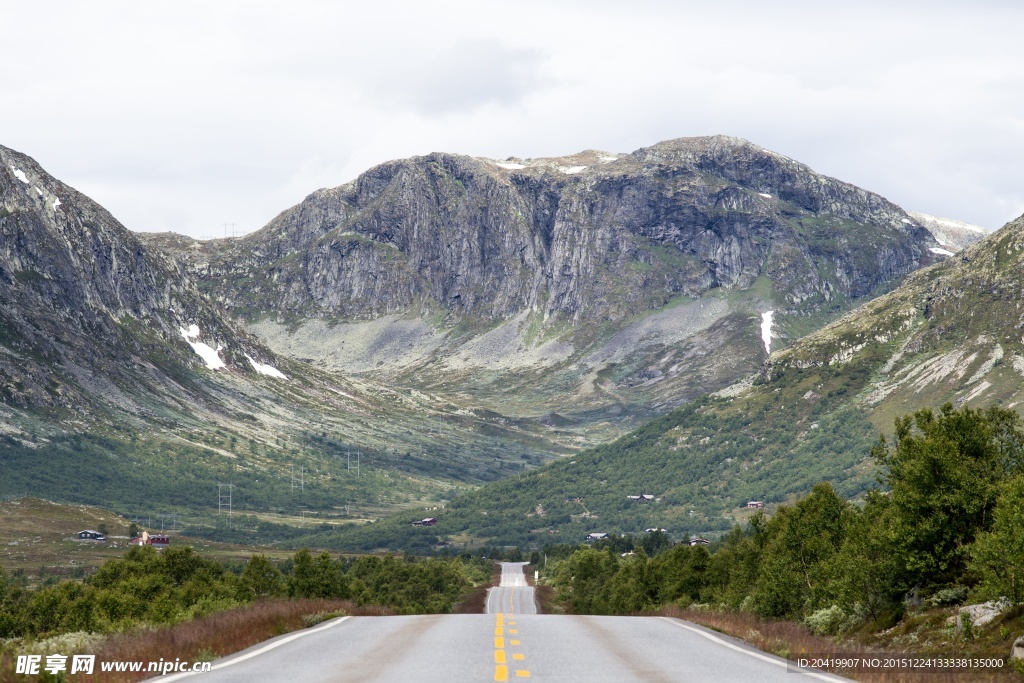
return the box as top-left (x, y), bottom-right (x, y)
top-left (156, 136), bottom-right (943, 325)
top-left (1012, 635), bottom-right (1024, 661)
top-left (0, 146), bottom-right (272, 411)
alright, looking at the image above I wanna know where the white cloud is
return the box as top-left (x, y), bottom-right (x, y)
top-left (2, 0), bottom-right (1022, 236)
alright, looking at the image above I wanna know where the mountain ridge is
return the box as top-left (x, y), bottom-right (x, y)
top-left (0, 136), bottom-right (969, 536)
top-left (377, 209), bottom-right (1024, 550)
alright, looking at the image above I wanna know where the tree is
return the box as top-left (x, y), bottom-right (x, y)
top-left (652, 544), bottom-right (709, 606)
top-left (288, 549), bottom-right (347, 599)
top-left (241, 554), bottom-right (286, 599)
top-left (752, 482), bottom-right (850, 618)
top-left (825, 491), bottom-right (905, 620)
top-left (970, 475), bottom-right (1024, 604)
top-left (873, 404), bottom-right (1024, 589)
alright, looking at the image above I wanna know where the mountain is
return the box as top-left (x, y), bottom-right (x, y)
top-left (0, 136), bottom-right (953, 535)
top-left (907, 211), bottom-right (990, 252)
top-left (0, 147), bottom-right (556, 519)
top-left (147, 135), bottom-right (945, 450)
top-left (381, 210), bottom-right (1024, 549)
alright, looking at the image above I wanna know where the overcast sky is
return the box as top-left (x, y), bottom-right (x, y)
top-left (3, 1), bottom-right (1022, 238)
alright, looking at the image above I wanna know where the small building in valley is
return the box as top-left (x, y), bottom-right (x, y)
top-left (412, 518), bottom-right (438, 527)
top-left (77, 530), bottom-right (106, 541)
top-left (585, 532), bottom-right (609, 542)
top-left (148, 534), bottom-right (170, 548)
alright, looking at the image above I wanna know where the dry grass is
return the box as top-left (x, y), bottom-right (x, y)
top-left (661, 606), bottom-right (1023, 682)
top-left (0, 599), bottom-right (395, 683)
top-left (0, 498), bottom-right (300, 582)
top-left (452, 562), bottom-right (500, 614)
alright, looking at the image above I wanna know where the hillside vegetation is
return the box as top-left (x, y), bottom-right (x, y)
top-left (322, 211), bottom-right (1024, 550)
top-left (542, 404), bottom-right (1024, 675)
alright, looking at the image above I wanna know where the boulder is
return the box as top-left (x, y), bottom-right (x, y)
top-left (945, 600), bottom-right (1009, 629)
top-left (1011, 635), bottom-right (1024, 661)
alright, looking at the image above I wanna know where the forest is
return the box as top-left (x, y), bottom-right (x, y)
top-left (0, 546), bottom-right (489, 640)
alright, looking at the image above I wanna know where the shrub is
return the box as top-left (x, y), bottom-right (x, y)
top-left (804, 605), bottom-right (848, 636)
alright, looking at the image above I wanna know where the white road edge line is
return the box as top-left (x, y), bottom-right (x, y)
top-left (661, 617), bottom-right (849, 682)
top-left (157, 615), bottom-right (352, 682)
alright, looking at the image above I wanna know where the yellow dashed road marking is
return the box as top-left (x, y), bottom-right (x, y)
top-left (516, 671), bottom-right (530, 678)
top-left (513, 654), bottom-right (525, 661)
top-left (494, 664), bottom-right (508, 681)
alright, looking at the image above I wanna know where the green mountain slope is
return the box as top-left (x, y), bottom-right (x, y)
top-left (314, 211), bottom-right (1024, 549)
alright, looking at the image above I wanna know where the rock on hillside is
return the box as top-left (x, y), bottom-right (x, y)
top-left (770, 211), bottom-right (1024, 418)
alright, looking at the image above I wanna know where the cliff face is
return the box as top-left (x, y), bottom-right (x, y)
top-left (158, 136), bottom-right (941, 325)
top-left (0, 146), bottom-right (270, 412)
top-left (0, 145), bottom-right (591, 489)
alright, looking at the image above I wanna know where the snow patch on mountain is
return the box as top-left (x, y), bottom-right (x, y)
top-left (761, 311), bottom-right (774, 354)
top-left (245, 355), bottom-right (287, 379)
top-left (180, 325), bottom-right (225, 370)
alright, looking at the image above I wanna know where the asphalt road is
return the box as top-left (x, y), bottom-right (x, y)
top-left (160, 563), bottom-right (851, 683)
top-left (485, 560), bottom-right (537, 615)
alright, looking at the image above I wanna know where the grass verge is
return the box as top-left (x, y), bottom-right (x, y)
top-left (0, 599), bottom-right (393, 683)
top-left (661, 606), bottom-right (1023, 682)
top-left (452, 562), bottom-right (501, 614)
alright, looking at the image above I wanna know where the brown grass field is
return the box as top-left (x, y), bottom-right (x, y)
top-left (0, 498), bottom-right (300, 583)
top-left (0, 599), bottom-right (398, 683)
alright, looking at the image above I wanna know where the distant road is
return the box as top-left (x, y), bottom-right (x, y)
top-left (485, 560), bottom-right (536, 615)
top-left (161, 562), bottom-right (850, 683)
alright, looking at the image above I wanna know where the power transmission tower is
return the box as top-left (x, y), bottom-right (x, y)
top-left (291, 464), bottom-right (304, 491)
top-left (346, 450), bottom-right (361, 478)
top-left (217, 483), bottom-right (233, 528)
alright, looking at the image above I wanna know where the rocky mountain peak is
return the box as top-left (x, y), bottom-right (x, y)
top-left (0, 146), bottom-right (280, 411)
top-left (158, 137), bottom-right (943, 329)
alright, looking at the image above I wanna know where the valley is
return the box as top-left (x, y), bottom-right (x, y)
top-left (0, 135), bottom-right (995, 548)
